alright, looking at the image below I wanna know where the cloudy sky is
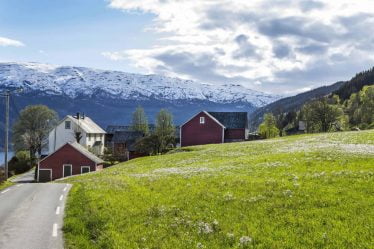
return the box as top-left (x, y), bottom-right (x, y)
top-left (1, 0), bottom-right (374, 94)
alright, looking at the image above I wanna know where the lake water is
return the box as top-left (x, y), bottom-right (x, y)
top-left (0, 152), bottom-right (14, 166)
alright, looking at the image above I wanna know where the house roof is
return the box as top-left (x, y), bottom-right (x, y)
top-left (39, 141), bottom-right (104, 164)
top-left (112, 131), bottom-right (144, 151)
top-left (66, 115), bottom-right (106, 134)
top-left (207, 112), bottom-right (248, 129)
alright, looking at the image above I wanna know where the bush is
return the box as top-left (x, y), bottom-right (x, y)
top-left (7, 150), bottom-right (31, 176)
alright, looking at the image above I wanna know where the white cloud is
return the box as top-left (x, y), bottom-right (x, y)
top-left (105, 0), bottom-right (374, 94)
top-left (0, 36), bottom-right (25, 47)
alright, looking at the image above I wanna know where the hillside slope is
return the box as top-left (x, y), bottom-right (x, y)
top-left (249, 67), bottom-right (374, 130)
top-left (63, 130), bottom-right (374, 249)
top-left (249, 81), bottom-right (344, 129)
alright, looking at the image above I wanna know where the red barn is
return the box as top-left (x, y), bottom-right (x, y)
top-left (180, 111), bottom-right (248, 147)
top-left (37, 142), bottom-right (104, 182)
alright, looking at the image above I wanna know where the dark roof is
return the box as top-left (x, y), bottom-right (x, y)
top-left (207, 112), bottom-right (248, 129)
top-left (112, 131), bottom-right (145, 151)
top-left (106, 125), bottom-right (129, 134)
top-left (106, 124), bottom-right (157, 134)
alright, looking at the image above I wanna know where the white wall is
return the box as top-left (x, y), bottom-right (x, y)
top-left (48, 117), bottom-right (105, 155)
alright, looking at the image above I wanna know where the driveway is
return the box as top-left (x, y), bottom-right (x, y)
top-left (0, 183), bottom-right (71, 249)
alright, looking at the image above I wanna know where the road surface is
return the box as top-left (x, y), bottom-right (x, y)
top-left (0, 183), bottom-right (71, 249)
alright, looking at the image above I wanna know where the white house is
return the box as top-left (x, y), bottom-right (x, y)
top-left (48, 113), bottom-right (106, 155)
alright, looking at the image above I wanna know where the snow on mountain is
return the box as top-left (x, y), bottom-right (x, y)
top-left (0, 62), bottom-right (280, 107)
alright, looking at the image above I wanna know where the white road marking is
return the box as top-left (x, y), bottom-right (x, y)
top-left (56, 206), bottom-right (60, 215)
top-left (52, 223), bottom-right (58, 237)
top-left (1, 189), bottom-right (10, 194)
top-left (59, 195), bottom-right (63, 201)
top-left (16, 184), bottom-right (23, 187)
top-left (63, 186), bottom-right (67, 192)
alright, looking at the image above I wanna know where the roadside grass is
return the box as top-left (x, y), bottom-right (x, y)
top-left (0, 180), bottom-right (14, 191)
top-left (63, 130), bottom-right (374, 249)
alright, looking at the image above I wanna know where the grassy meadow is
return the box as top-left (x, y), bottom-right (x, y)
top-left (63, 130), bottom-right (374, 249)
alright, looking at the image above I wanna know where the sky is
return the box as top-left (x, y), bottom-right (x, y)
top-left (1, 0), bottom-right (374, 95)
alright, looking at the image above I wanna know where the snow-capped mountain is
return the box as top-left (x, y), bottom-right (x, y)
top-left (0, 62), bottom-right (279, 107)
top-left (0, 62), bottom-right (281, 148)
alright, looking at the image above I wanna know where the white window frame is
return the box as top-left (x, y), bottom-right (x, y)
top-left (200, 117), bottom-right (205, 124)
top-left (65, 121), bottom-right (71, 129)
top-left (81, 166), bottom-right (91, 174)
top-left (38, 169), bottom-right (52, 182)
top-left (62, 164), bottom-right (72, 178)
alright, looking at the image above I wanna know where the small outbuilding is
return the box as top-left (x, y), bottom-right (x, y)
top-left (38, 141), bottom-right (104, 182)
top-left (180, 111), bottom-right (249, 147)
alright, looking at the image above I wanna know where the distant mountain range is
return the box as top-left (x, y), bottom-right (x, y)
top-left (0, 62), bottom-right (281, 148)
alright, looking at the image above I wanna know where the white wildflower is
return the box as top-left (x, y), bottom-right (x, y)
top-left (197, 222), bottom-right (213, 234)
top-left (283, 189), bottom-right (293, 197)
top-left (239, 236), bottom-right (252, 246)
top-left (196, 242), bottom-right (205, 249)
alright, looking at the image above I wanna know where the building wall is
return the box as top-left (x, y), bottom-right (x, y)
top-left (181, 112), bottom-right (224, 147)
top-left (225, 128), bottom-right (246, 141)
top-left (40, 144), bottom-right (97, 181)
top-left (48, 117), bottom-right (105, 155)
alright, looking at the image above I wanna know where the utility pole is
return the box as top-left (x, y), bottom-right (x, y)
top-left (1, 88), bottom-right (22, 180)
top-left (4, 91), bottom-right (9, 180)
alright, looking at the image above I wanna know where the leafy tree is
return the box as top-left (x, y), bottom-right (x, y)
top-left (131, 106), bottom-right (149, 135)
top-left (303, 98), bottom-right (344, 132)
top-left (134, 134), bottom-right (161, 155)
top-left (155, 109), bottom-right (176, 153)
top-left (13, 105), bottom-right (58, 164)
top-left (258, 113), bottom-right (279, 138)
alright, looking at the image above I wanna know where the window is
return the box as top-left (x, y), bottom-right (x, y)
top-left (200, 117), bottom-right (205, 124)
top-left (88, 134), bottom-right (91, 141)
top-left (65, 121), bottom-right (71, 129)
top-left (81, 166), bottom-right (91, 174)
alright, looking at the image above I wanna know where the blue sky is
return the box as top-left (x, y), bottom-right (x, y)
top-left (1, 0), bottom-right (374, 94)
top-left (0, 0), bottom-right (156, 72)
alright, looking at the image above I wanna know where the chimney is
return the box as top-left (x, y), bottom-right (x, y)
top-left (82, 113), bottom-right (85, 119)
top-left (76, 112), bottom-right (80, 119)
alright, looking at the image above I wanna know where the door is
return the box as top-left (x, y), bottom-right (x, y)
top-left (38, 169), bottom-right (52, 182)
top-left (63, 164), bottom-right (72, 178)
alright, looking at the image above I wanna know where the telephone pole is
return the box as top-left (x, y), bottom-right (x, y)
top-left (1, 88), bottom-right (22, 180)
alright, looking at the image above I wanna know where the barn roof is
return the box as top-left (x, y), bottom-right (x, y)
top-left (39, 141), bottom-right (104, 164)
top-left (68, 142), bottom-right (104, 164)
top-left (207, 112), bottom-right (248, 129)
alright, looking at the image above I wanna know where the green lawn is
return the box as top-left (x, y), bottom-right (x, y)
top-left (63, 130), bottom-right (374, 249)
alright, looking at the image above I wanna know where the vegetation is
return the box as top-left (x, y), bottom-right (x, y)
top-left (135, 109), bottom-right (176, 155)
top-left (7, 150), bottom-right (31, 176)
top-left (132, 106), bottom-right (149, 135)
top-left (258, 113), bottom-right (279, 138)
top-left (63, 130), bottom-right (374, 249)
top-left (12, 105), bottom-right (58, 161)
top-left (250, 66), bottom-right (374, 130)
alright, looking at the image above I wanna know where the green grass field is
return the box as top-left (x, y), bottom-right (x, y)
top-left (63, 130), bottom-right (374, 249)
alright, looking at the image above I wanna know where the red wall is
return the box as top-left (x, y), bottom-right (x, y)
top-left (39, 144), bottom-right (99, 180)
top-left (181, 112), bottom-right (224, 147)
top-left (225, 128), bottom-right (246, 140)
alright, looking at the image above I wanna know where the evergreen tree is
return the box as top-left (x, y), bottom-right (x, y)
top-left (131, 106), bottom-right (149, 135)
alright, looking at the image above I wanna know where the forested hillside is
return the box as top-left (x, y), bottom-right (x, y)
top-left (250, 67), bottom-right (374, 130)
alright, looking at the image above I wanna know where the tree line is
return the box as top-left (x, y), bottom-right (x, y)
top-left (258, 85), bottom-right (374, 138)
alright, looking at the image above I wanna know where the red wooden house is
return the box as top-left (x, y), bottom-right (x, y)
top-left (180, 111), bottom-right (248, 147)
top-left (38, 141), bottom-right (104, 182)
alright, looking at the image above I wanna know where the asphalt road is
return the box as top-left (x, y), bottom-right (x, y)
top-left (0, 183), bottom-right (71, 249)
